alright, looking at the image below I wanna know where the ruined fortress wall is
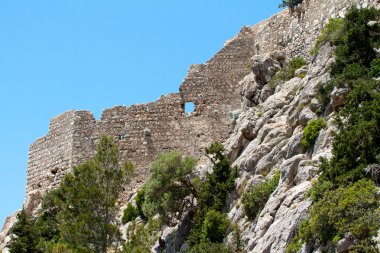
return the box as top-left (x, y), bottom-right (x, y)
top-left (25, 28), bottom-right (254, 199)
top-left (26, 0), bottom-right (380, 203)
top-left (249, 0), bottom-right (380, 59)
top-left (27, 111), bottom-right (77, 194)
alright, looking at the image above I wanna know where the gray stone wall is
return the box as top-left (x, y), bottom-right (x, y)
top-left (25, 0), bottom-right (380, 207)
top-left (25, 28), bottom-right (254, 201)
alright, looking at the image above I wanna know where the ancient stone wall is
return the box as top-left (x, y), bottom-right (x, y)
top-left (25, 0), bottom-right (380, 206)
top-left (25, 29), bottom-right (254, 200)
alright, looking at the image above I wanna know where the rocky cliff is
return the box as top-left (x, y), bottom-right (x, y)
top-left (2, 0), bottom-right (380, 252)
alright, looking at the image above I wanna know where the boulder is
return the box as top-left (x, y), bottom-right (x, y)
top-left (251, 54), bottom-right (281, 85)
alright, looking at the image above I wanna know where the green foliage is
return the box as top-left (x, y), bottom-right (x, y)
top-left (41, 242), bottom-right (93, 253)
top-left (331, 7), bottom-right (380, 77)
top-left (268, 57), bottom-right (307, 89)
top-left (290, 8), bottom-right (380, 251)
top-left (187, 142), bottom-right (237, 246)
top-left (286, 235), bottom-right (303, 253)
top-left (201, 210), bottom-right (230, 244)
top-left (320, 79), bottom-right (380, 185)
top-left (53, 136), bottom-right (133, 252)
top-left (9, 136), bottom-right (134, 253)
top-left (369, 58), bottom-right (380, 78)
top-left (135, 189), bottom-right (146, 219)
top-left (122, 220), bottom-right (160, 253)
top-left (311, 18), bottom-right (345, 56)
top-left (9, 210), bottom-right (39, 253)
top-left (242, 171), bottom-right (280, 220)
top-left (142, 150), bottom-right (197, 223)
top-left (279, 0), bottom-right (303, 9)
top-left (298, 180), bottom-right (380, 247)
top-left (301, 118), bottom-right (327, 148)
top-left (122, 203), bottom-right (139, 224)
top-left (316, 81), bottom-right (334, 111)
top-left (186, 242), bottom-right (233, 253)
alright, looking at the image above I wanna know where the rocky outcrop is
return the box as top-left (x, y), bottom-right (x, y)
top-left (3, 0), bottom-right (380, 252)
top-left (224, 41), bottom-right (337, 252)
top-left (0, 211), bottom-right (19, 252)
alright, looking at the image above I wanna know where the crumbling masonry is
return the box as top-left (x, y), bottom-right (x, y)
top-left (25, 0), bottom-right (380, 209)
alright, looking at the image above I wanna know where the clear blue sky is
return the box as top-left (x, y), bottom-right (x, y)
top-left (0, 0), bottom-right (280, 226)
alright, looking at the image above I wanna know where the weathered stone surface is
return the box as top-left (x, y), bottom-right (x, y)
top-left (336, 233), bottom-right (355, 253)
top-left (0, 211), bottom-right (19, 252)
top-left (251, 54), bottom-right (281, 85)
top-left (298, 107), bottom-right (316, 126)
top-left (331, 86), bottom-right (350, 109)
top-left (4, 0), bottom-right (380, 252)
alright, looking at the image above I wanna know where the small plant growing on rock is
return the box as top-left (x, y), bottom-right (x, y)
top-left (293, 179), bottom-right (380, 249)
top-left (268, 57), bottom-right (307, 89)
top-left (301, 118), bottom-right (326, 148)
top-left (310, 18), bottom-right (344, 56)
top-left (279, 0), bottom-right (303, 11)
top-left (122, 203), bottom-right (139, 224)
top-left (242, 171), bottom-right (280, 220)
top-left (201, 210), bottom-right (230, 243)
top-left (369, 58), bottom-right (380, 78)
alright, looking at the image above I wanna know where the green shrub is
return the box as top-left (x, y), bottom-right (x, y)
top-left (310, 18), bottom-right (345, 56)
top-left (135, 189), bottom-right (146, 220)
top-left (299, 179), bottom-right (380, 247)
top-left (122, 220), bottom-right (160, 253)
top-left (279, 0), bottom-right (303, 9)
top-left (301, 118), bottom-right (326, 148)
top-left (285, 235), bottom-right (303, 253)
top-left (122, 203), bottom-right (139, 224)
top-left (332, 63), bottom-right (368, 88)
top-left (187, 242), bottom-right (232, 253)
top-left (268, 57), bottom-right (307, 89)
top-left (331, 7), bottom-right (380, 77)
top-left (187, 143), bottom-right (237, 246)
top-left (242, 171), bottom-right (280, 220)
top-left (201, 210), bottom-right (230, 244)
top-left (142, 150), bottom-right (198, 223)
top-left (316, 81), bottom-right (334, 111)
top-left (369, 58), bottom-right (380, 77)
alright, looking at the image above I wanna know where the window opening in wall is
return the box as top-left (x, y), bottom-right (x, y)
top-left (184, 102), bottom-right (196, 114)
top-left (118, 134), bottom-right (125, 141)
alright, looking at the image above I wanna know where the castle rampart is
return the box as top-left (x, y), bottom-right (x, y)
top-left (26, 0), bottom-right (380, 209)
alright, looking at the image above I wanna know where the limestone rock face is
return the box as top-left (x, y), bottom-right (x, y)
top-left (0, 211), bottom-right (19, 252)
top-left (3, 0), bottom-right (380, 252)
top-left (224, 41), bottom-right (338, 253)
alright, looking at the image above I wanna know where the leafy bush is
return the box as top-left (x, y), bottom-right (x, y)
top-left (122, 203), bottom-right (139, 224)
top-left (187, 142), bottom-right (237, 246)
top-left (122, 220), bottom-right (160, 253)
top-left (186, 242), bottom-right (232, 253)
top-left (290, 7), bottom-right (380, 252)
top-left (279, 0), bottom-right (303, 9)
top-left (298, 179), bottom-right (380, 247)
top-left (201, 210), bottom-right (230, 244)
top-left (142, 150), bottom-right (198, 223)
top-left (268, 57), bottom-right (307, 89)
top-left (310, 18), bottom-right (344, 56)
top-left (331, 7), bottom-right (380, 77)
top-left (320, 79), bottom-right (380, 185)
top-left (242, 171), bottom-right (280, 220)
top-left (301, 118), bottom-right (326, 148)
top-left (369, 58), bottom-right (380, 77)
top-left (135, 189), bottom-right (146, 220)
top-left (316, 81), bottom-right (334, 111)
top-left (285, 235), bottom-right (303, 253)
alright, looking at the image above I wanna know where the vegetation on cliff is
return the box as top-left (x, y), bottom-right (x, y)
top-left (9, 136), bottom-right (134, 253)
top-left (288, 6), bottom-right (380, 252)
top-left (122, 142), bottom-right (239, 252)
